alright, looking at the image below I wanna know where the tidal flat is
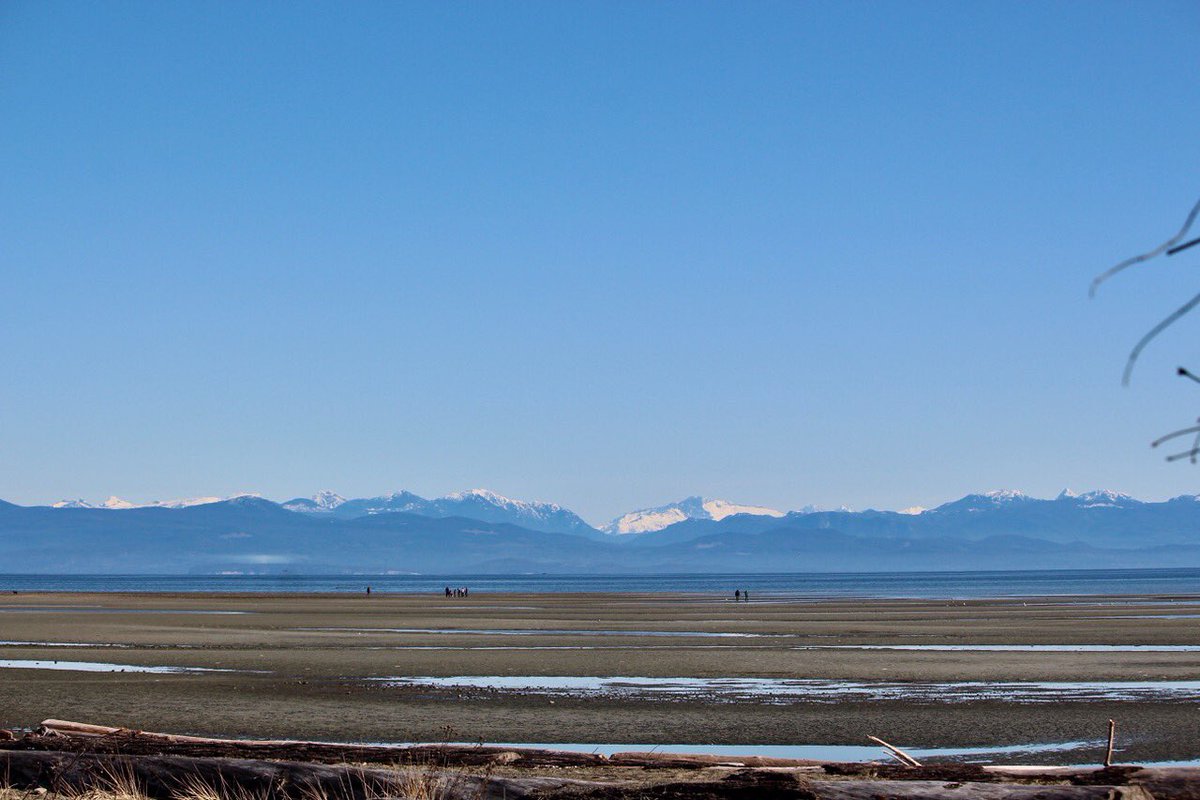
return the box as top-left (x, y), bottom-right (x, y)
top-left (1, 591), bottom-right (1199, 764)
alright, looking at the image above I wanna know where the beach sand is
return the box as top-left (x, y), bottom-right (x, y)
top-left (1, 591), bottom-right (1198, 763)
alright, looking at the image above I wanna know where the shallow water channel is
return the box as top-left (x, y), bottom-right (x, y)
top-left (378, 675), bottom-right (1200, 703)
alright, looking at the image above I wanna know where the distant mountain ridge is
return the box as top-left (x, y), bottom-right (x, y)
top-left (51, 494), bottom-right (261, 510)
top-left (280, 488), bottom-right (599, 537)
top-left (49, 489), bottom-right (794, 538)
top-left (20, 487), bottom-right (1200, 575)
top-left (5, 487), bottom-right (1200, 574)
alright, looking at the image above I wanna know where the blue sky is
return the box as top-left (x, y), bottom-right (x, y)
top-left (2, 2), bottom-right (1198, 525)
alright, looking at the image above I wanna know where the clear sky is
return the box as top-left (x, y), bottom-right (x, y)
top-left (2, 2), bottom-right (1199, 526)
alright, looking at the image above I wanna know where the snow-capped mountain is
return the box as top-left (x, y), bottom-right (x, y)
top-left (51, 494), bottom-right (258, 510)
top-left (285, 488), bottom-right (599, 537)
top-left (604, 496), bottom-right (784, 535)
top-left (1057, 489), bottom-right (1140, 508)
top-left (427, 489), bottom-right (597, 535)
top-left (332, 490), bottom-right (428, 517)
top-left (102, 496), bottom-right (137, 509)
top-left (281, 490), bottom-right (347, 513)
top-left (928, 489), bottom-right (1036, 514)
top-left (51, 499), bottom-right (95, 509)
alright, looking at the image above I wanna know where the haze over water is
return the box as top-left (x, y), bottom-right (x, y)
top-left (6, 568), bottom-right (1200, 598)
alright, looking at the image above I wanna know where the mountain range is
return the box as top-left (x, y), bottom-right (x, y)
top-left (280, 488), bottom-right (599, 537)
top-left (2, 488), bottom-right (1200, 574)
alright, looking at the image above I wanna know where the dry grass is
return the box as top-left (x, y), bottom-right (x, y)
top-left (0, 761), bottom-right (148, 800)
top-left (0, 761), bottom-right (488, 800)
top-left (0, 791), bottom-right (134, 800)
top-left (395, 767), bottom-right (468, 800)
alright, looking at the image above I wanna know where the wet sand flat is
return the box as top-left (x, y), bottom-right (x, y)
top-left (1, 591), bottom-right (1198, 764)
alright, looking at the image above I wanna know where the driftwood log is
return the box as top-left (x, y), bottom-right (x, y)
top-left (0, 751), bottom-right (1167, 800)
top-left (7, 720), bottom-right (608, 768)
top-left (10, 721), bottom-right (836, 769)
top-left (522, 769), bottom-right (1159, 800)
top-left (3, 749), bottom-right (1191, 800)
top-left (798, 781), bottom-right (1154, 800)
top-left (866, 735), bottom-right (922, 768)
top-left (4, 720), bottom-right (1199, 799)
top-left (0, 750), bottom-right (585, 800)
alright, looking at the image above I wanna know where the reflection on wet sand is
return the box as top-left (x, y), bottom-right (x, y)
top-left (375, 675), bottom-right (1200, 704)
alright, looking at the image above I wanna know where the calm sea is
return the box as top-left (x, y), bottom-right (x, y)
top-left (2, 568), bottom-right (1200, 597)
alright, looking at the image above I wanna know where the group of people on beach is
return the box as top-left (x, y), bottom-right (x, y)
top-left (445, 586), bottom-right (469, 597)
top-left (734, 589), bottom-right (750, 602)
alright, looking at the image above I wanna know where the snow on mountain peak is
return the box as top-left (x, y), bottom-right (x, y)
top-left (102, 496), bottom-right (137, 509)
top-left (443, 488), bottom-right (563, 513)
top-left (699, 498), bottom-right (784, 521)
top-left (929, 488), bottom-right (1145, 513)
top-left (311, 490), bottom-right (346, 510)
top-left (156, 496), bottom-right (223, 509)
top-left (897, 506), bottom-right (926, 515)
top-left (446, 488), bottom-right (516, 505)
top-left (930, 490), bottom-right (1034, 513)
top-left (1079, 489), bottom-right (1131, 501)
top-left (86, 494), bottom-right (256, 510)
top-left (1056, 489), bottom-right (1137, 507)
top-left (981, 490), bottom-right (1029, 501)
top-left (607, 507), bottom-right (687, 534)
top-left (604, 496), bottom-right (784, 535)
top-left (281, 490), bottom-right (353, 513)
top-left (52, 499), bottom-right (95, 509)
top-left (1074, 489), bottom-right (1137, 508)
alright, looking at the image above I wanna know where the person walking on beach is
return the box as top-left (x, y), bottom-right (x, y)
top-left (743, 589), bottom-right (749, 603)
top-left (735, 589), bottom-right (741, 602)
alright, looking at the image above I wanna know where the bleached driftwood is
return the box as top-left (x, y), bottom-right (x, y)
top-left (867, 735), bottom-right (922, 767)
top-left (31, 719), bottom-right (605, 767)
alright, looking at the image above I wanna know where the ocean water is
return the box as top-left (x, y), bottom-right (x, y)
top-left (2, 568), bottom-right (1200, 597)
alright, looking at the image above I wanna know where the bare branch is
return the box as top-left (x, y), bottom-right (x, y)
top-left (1150, 420), bottom-right (1200, 448)
top-left (1122, 289), bottom-right (1200, 385)
top-left (1167, 236), bottom-right (1200, 257)
top-left (1090, 196), bottom-right (1200, 297)
top-left (1177, 367), bottom-right (1200, 384)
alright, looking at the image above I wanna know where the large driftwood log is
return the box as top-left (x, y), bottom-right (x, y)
top-left (808, 780), bottom-right (1153, 800)
top-left (0, 750), bottom-right (587, 800)
top-left (0, 749), bottom-right (1186, 800)
top-left (14, 720), bottom-right (606, 768)
top-left (551, 769), bottom-right (1156, 800)
top-left (13, 720), bottom-right (1200, 799)
top-left (0, 752), bottom-right (1160, 800)
top-left (22, 720), bottom-right (845, 770)
top-left (607, 752), bottom-right (828, 769)
top-left (1077, 768), bottom-right (1200, 800)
